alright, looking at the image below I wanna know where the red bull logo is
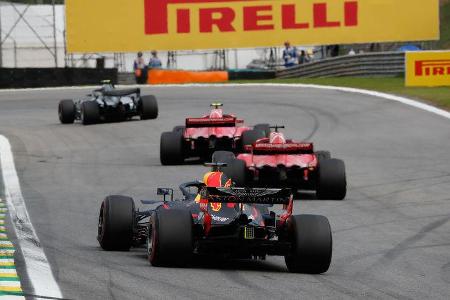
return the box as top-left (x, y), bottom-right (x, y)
top-left (210, 202), bottom-right (222, 212)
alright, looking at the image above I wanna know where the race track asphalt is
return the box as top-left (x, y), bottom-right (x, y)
top-left (0, 85), bottom-right (449, 300)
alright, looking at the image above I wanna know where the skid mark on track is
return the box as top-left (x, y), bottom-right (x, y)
top-left (267, 101), bottom-right (340, 141)
top-left (376, 216), bottom-right (450, 264)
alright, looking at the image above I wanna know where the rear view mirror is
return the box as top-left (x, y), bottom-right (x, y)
top-left (157, 188), bottom-right (174, 202)
top-left (157, 188), bottom-right (171, 195)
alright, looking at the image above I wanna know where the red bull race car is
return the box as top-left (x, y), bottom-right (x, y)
top-left (212, 126), bottom-right (347, 200)
top-left (160, 103), bottom-right (270, 165)
top-left (97, 168), bottom-right (332, 274)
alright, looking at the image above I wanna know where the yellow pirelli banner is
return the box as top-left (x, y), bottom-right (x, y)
top-left (66, 0), bottom-right (440, 52)
top-left (406, 51), bottom-right (450, 87)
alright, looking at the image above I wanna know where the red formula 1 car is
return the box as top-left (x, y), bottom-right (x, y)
top-left (160, 103), bottom-right (270, 165)
top-left (212, 126), bottom-right (347, 200)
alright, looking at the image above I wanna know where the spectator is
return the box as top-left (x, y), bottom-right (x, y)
top-left (133, 52), bottom-right (147, 84)
top-left (148, 51), bottom-right (162, 69)
top-left (298, 50), bottom-right (311, 64)
top-left (330, 45), bottom-right (340, 57)
top-left (348, 48), bottom-right (356, 55)
top-left (282, 41), bottom-right (297, 68)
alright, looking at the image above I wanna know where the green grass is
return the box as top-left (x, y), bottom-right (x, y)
top-left (231, 77), bottom-right (450, 110)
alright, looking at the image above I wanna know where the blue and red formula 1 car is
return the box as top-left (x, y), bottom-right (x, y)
top-left (97, 170), bottom-right (332, 273)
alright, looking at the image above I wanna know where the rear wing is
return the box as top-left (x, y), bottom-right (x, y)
top-left (103, 88), bottom-right (140, 97)
top-left (185, 117), bottom-right (242, 128)
top-left (200, 187), bottom-right (292, 205)
top-left (244, 142), bottom-right (314, 154)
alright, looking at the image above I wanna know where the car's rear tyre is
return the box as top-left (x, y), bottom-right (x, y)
top-left (58, 99), bottom-right (75, 124)
top-left (254, 123), bottom-right (270, 137)
top-left (148, 208), bottom-right (193, 267)
top-left (241, 129), bottom-right (266, 147)
top-left (97, 195), bottom-right (135, 251)
top-left (81, 101), bottom-right (100, 125)
top-left (212, 151), bottom-right (235, 163)
top-left (160, 131), bottom-right (184, 165)
top-left (139, 95), bottom-right (158, 120)
top-left (172, 126), bottom-right (185, 133)
top-left (285, 214), bottom-right (332, 274)
top-left (222, 158), bottom-right (246, 186)
top-left (316, 158), bottom-right (346, 200)
top-left (315, 151), bottom-right (331, 163)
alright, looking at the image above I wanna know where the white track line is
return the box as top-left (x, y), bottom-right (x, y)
top-left (0, 135), bottom-right (63, 299)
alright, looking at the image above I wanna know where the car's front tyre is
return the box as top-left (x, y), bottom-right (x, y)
top-left (58, 99), bottom-right (75, 124)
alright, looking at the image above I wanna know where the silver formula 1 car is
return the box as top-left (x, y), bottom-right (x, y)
top-left (58, 81), bottom-right (158, 125)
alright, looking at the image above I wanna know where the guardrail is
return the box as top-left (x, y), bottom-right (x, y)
top-left (276, 52), bottom-right (405, 78)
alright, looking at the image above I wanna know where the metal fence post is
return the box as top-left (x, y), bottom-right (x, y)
top-left (52, 0), bottom-right (58, 67)
top-left (0, 4), bottom-right (3, 68)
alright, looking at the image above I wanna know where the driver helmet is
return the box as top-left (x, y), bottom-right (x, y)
top-left (203, 171), bottom-right (232, 187)
top-left (269, 132), bottom-right (286, 144)
top-left (194, 171), bottom-right (232, 204)
top-left (209, 109), bottom-right (223, 119)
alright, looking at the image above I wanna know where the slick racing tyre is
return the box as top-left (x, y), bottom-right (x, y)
top-left (172, 126), bottom-right (185, 133)
top-left (160, 130), bottom-right (184, 165)
top-left (315, 151), bottom-right (331, 164)
top-left (148, 208), bottom-right (193, 267)
top-left (212, 151), bottom-right (235, 163)
top-left (139, 95), bottom-right (158, 120)
top-left (81, 101), bottom-right (100, 125)
top-left (285, 214), bottom-right (332, 274)
top-left (316, 158), bottom-right (346, 200)
top-left (222, 158), bottom-right (246, 187)
top-left (58, 99), bottom-right (76, 124)
top-left (253, 123), bottom-right (271, 137)
top-left (98, 195), bottom-right (135, 251)
top-left (242, 129), bottom-right (266, 147)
